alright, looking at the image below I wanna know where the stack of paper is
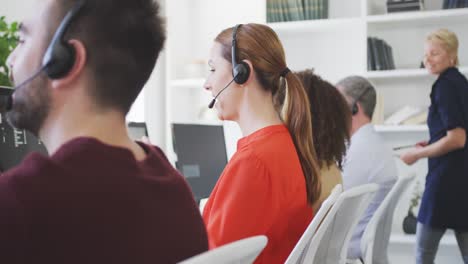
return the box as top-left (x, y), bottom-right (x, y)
top-left (384, 106), bottom-right (427, 125)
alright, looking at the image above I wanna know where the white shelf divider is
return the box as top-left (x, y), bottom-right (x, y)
top-left (268, 17), bottom-right (362, 33)
top-left (366, 8), bottom-right (468, 27)
top-left (366, 68), bottom-right (430, 79)
top-left (375, 125), bottom-right (428, 132)
top-left (365, 66), bottom-right (468, 80)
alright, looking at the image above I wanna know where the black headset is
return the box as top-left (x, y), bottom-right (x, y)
top-left (42, 0), bottom-right (86, 79)
top-left (351, 86), bottom-right (371, 115)
top-left (231, 24), bottom-right (250, 85)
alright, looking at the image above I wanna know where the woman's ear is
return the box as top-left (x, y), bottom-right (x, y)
top-left (448, 51), bottom-right (457, 66)
top-left (242, 59), bottom-right (255, 85)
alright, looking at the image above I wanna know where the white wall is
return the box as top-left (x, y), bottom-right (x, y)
top-left (0, 0), bottom-right (32, 22)
top-left (165, 0), bottom-right (266, 80)
top-left (0, 0), bottom-right (166, 148)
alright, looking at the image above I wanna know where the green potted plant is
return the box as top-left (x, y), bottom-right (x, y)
top-left (403, 178), bottom-right (422, 234)
top-left (0, 16), bottom-right (19, 86)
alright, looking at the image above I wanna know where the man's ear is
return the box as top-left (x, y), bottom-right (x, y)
top-left (50, 39), bottom-right (87, 89)
top-left (356, 102), bottom-right (362, 114)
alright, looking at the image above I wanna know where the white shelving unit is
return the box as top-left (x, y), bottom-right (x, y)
top-left (366, 66), bottom-right (468, 80)
top-left (264, 1), bottom-right (465, 263)
top-left (366, 68), bottom-right (433, 79)
top-left (366, 7), bottom-right (468, 26)
top-left (163, 3), bottom-right (466, 261)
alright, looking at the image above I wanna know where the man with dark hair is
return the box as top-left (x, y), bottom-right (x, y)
top-left (337, 75), bottom-right (397, 261)
top-left (0, 0), bottom-right (208, 263)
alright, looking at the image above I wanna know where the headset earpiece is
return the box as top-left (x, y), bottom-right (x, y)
top-left (233, 61), bottom-right (250, 85)
top-left (42, 0), bottom-right (85, 79)
top-left (231, 24), bottom-right (250, 85)
top-left (352, 103), bottom-right (358, 115)
top-left (43, 40), bottom-right (76, 79)
top-left (351, 85), bottom-right (373, 116)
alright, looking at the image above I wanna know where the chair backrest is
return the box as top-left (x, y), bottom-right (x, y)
top-left (360, 173), bottom-right (416, 264)
top-left (177, 235), bottom-right (268, 264)
top-left (302, 183), bottom-right (379, 264)
top-left (285, 184), bottom-right (343, 264)
top-left (199, 198), bottom-right (209, 213)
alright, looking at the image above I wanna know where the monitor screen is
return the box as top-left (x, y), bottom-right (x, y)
top-left (127, 122), bottom-right (148, 141)
top-left (171, 123), bottom-right (228, 202)
top-left (0, 114), bottom-right (48, 172)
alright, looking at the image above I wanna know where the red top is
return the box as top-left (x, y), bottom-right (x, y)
top-left (0, 137), bottom-right (208, 264)
top-left (203, 125), bottom-right (314, 263)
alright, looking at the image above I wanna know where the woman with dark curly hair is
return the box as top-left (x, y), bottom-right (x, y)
top-left (297, 69), bottom-right (352, 210)
top-left (277, 69), bottom-right (351, 211)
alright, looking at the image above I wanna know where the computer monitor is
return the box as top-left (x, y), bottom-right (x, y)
top-left (171, 123), bottom-right (228, 202)
top-left (127, 122), bottom-right (148, 141)
top-left (0, 114), bottom-right (48, 172)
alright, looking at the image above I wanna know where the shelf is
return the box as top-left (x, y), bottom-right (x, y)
top-left (375, 125), bottom-right (428, 132)
top-left (366, 69), bottom-right (430, 79)
top-left (170, 78), bottom-right (205, 89)
top-left (390, 233), bottom-right (457, 246)
top-left (365, 67), bottom-right (468, 80)
top-left (268, 17), bottom-right (362, 34)
top-left (367, 8), bottom-right (468, 29)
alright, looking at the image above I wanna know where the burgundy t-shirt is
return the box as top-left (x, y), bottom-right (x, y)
top-left (0, 137), bottom-right (208, 264)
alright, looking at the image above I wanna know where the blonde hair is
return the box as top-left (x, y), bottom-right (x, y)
top-left (426, 29), bottom-right (459, 66)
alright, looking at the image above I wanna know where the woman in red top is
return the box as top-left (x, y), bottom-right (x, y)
top-left (202, 23), bottom-right (321, 263)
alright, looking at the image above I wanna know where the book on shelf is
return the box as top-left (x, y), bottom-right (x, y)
top-left (387, 0), bottom-right (424, 13)
top-left (402, 110), bottom-right (428, 125)
top-left (384, 106), bottom-right (426, 126)
top-left (282, 0), bottom-right (288, 21)
top-left (368, 37), bottom-right (396, 71)
top-left (443, 0), bottom-right (449, 8)
top-left (303, 0), bottom-right (312, 20)
top-left (367, 38), bottom-right (375, 72)
top-left (267, 0), bottom-right (276, 22)
top-left (382, 41), bottom-right (391, 70)
top-left (267, 0), bottom-right (285, 22)
top-left (370, 38), bottom-right (382, 71)
top-left (266, 0), bottom-right (328, 22)
top-left (299, 0), bottom-right (307, 20)
top-left (321, 0), bottom-right (328, 19)
top-left (372, 91), bottom-right (385, 125)
top-left (443, 0), bottom-right (468, 9)
top-left (303, 0), bottom-right (319, 20)
top-left (292, 0), bottom-right (305, 21)
top-left (388, 45), bottom-right (396, 70)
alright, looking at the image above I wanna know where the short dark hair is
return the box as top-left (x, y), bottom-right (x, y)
top-left (284, 69), bottom-right (351, 170)
top-left (53, 0), bottom-right (166, 114)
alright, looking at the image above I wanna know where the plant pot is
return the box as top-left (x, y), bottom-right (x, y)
top-left (403, 211), bottom-right (417, 234)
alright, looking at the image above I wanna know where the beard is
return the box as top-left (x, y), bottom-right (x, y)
top-left (6, 74), bottom-right (51, 137)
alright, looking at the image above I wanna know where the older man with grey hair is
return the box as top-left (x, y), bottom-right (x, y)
top-left (337, 76), bottom-right (398, 262)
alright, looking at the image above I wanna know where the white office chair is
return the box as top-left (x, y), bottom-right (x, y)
top-left (285, 184), bottom-right (343, 264)
top-left (199, 198), bottom-right (209, 213)
top-left (177, 235), bottom-right (268, 264)
top-left (301, 184), bottom-right (379, 264)
top-left (355, 173), bottom-right (416, 264)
